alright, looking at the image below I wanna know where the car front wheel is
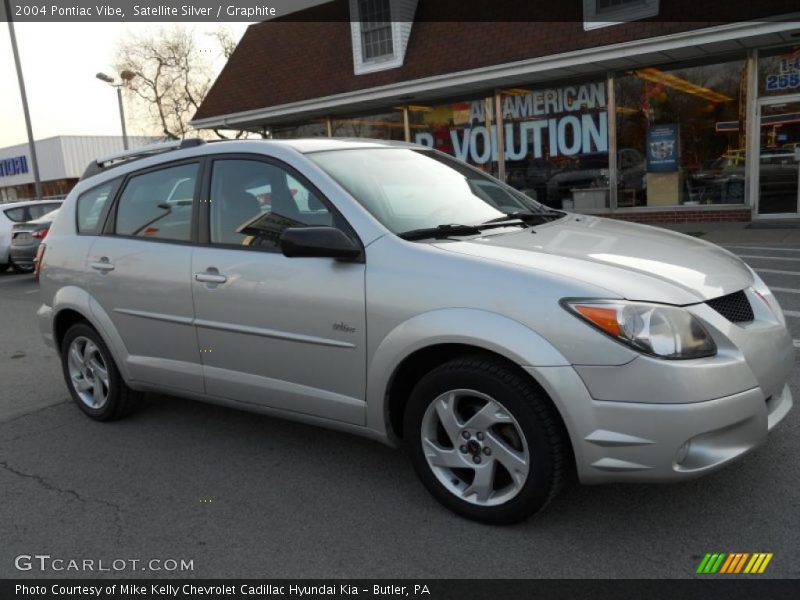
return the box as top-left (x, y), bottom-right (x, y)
top-left (61, 322), bottom-right (142, 421)
top-left (405, 356), bottom-right (568, 524)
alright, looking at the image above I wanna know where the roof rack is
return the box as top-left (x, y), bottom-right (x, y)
top-left (80, 138), bottom-right (206, 180)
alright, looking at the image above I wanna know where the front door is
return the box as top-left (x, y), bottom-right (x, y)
top-left (756, 96), bottom-right (800, 216)
top-left (191, 156), bottom-right (367, 425)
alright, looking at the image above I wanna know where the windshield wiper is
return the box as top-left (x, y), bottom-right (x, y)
top-left (481, 210), bottom-right (565, 225)
top-left (398, 221), bottom-right (527, 241)
top-left (398, 224), bottom-right (482, 241)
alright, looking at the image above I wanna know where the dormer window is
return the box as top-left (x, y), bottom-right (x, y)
top-left (360, 0), bottom-right (394, 61)
top-left (584, 0), bottom-right (659, 30)
top-left (350, 0), bottom-right (417, 75)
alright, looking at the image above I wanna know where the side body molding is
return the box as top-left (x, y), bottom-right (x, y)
top-left (365, 308), bottom-right (570, 441)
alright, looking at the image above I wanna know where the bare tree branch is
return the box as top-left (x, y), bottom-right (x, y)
top-left (114, 25), bottom-right (250, 141)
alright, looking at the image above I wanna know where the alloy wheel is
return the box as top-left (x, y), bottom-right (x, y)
top-left (66, 336), bottom-right (110, 409)
top-left (420, 389), bottom-right (530, 506)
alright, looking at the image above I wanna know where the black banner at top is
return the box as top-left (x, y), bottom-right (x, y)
top-left (1, 0), bottom-right (799, 23)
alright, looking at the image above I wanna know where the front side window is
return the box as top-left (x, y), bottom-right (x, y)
top-left (77, 181), bottom-right (117, 234)
top-left (309, 148), bottom-right (543, 235)
top-left (115, 163), bottom-right (198, 241)
top-left (209, 159), bottom-right (333, 249)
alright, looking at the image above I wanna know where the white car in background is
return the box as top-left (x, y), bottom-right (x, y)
top-left (0, 200), bottom-right (63, 272)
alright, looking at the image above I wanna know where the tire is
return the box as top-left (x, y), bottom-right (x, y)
top-left (10, 260), bottom-right (34, 274)
top-left (60, 322), bottom-right (142, 421)
top-left (404, 355), bottom-right (568, 524)
top-left (0, 263), bottom-right (8, 273)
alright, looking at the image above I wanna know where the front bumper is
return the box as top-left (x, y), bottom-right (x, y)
top-left (529, 365), bottom-right (793, 484)
top-left (37, 303), bottom-right (55, 350)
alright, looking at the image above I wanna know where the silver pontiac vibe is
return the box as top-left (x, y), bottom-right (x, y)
top-left (37, 138), bottom-right (794, 524)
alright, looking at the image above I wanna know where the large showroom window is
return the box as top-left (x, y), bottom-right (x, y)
top-left (499, 81), bottom-right (610, 209)
top-left (271, 121), bottom-right (328, 139)
top-left (331, 109), bottom-right (406, 140)
top-left (407, 96), bottom-right (501, 179)
top-left (614, 57), bottom-right (748, 207)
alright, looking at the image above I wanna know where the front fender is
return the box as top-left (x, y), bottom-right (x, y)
top-left (366, 308), bottom-right (570, 440)
top-left (49, 285), bottom-right (133, 384)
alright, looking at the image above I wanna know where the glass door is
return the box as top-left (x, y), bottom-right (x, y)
top-left (756, 97), bottom-right (800, 215)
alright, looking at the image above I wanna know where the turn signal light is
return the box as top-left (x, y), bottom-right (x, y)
top-left (573, 305), bottom-right (620, 337)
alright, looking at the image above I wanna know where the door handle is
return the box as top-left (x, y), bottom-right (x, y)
top-left (90, 258), bottom-right (114, 272)
top-left (194, 271), bottom-right (227, 284)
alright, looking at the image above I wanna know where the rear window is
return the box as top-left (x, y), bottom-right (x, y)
top-left (77, 180), bottom-right (118, 234)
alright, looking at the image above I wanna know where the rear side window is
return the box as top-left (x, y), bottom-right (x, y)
top-left (115, 163), bottom-right (198, 241)
top-left (77, 181), bottom-right (117, 234)
top-left (3, 207), bottom-right (25, 223)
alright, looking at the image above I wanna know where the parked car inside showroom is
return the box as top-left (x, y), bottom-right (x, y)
top-left (0, 199), bottom-right (62, 273)
top-left (9, 207), bottom-right (60, 274)
top-left (36, 138), bottom-right (793, 524)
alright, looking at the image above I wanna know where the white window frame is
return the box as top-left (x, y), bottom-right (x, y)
top-left (583, 0), bottom-right (659, 31)
top-left (350, 0), bottom-right (403, 75)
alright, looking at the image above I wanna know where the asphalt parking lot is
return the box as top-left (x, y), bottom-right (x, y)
top-left (1, 243), bottom-right (799, 579)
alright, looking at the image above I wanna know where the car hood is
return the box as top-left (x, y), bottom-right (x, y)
top-left (432, 214), bottom-right (752, 305)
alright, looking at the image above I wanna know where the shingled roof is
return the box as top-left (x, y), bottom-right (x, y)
top-left (193, 0), bottom-right (800, 126)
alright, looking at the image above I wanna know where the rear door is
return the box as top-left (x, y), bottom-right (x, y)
top-left (190, 154), bottom-right (367, 424)
top-left (87, 160), bottom-right (204, 393)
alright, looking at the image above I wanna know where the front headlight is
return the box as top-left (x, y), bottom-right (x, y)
top-left (564, 300), bottom-right (717, 359)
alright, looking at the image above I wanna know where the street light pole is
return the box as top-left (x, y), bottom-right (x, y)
top-left (96, 71), bottom-right (134, 151)
top-left (4, 0), bottom-right (43, 200)
top-left (116, 87), bottom-right (128, 149)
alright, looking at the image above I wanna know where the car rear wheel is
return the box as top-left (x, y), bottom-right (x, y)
top-left (61, 323), bottom-right (142, 421)
top-left (0, 263), bottom-right (8, 272)
top-left (405, 356), bottom-right (568, 524)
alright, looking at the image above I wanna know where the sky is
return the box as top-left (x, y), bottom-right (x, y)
top-left (0, 1), bottom-right (332, 148)
top-left (0, 22), bottom-right (250, 148)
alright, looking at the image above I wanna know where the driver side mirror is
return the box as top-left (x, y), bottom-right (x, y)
top-left (280, 227), bottom-right (362, 261)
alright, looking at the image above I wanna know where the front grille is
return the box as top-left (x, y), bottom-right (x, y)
top-left (706, 290), bottom-right (754, 323)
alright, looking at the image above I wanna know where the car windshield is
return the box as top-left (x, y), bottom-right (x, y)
top-left (308, 148), bottom-right (549, 236)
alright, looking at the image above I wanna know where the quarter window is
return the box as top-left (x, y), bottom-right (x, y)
top-left (115, 163), bottom-right (198, 241)
top-left (3, 207), bottom-right (26, 223)
top-left (77, 181), bottom-right (117, 234)
top-left (209, 159), bottom-right (334, 249)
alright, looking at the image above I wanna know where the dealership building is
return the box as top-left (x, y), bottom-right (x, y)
top-left (192, 0), bottom-right (800, 223)
top-left (0, 135), bottom-right (155, 203)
